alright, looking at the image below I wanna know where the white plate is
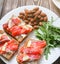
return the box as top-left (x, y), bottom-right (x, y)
top-left (0, 5), bottom-right (60, 64)
top-left (52, 0), bottom-right (60, 9)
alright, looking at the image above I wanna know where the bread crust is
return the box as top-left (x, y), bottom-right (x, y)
top-left (3, 23), bottom-right (33, 44)
top-left (16, 39), bottom-right (37, 64)
top-left (16, 39), bottom-right (46, 64)
top-left (0, 30), bottom-right (19, 60)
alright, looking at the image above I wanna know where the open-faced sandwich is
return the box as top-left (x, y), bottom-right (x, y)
top-left (0, 30), bottom-right (18, 60)
top-left (0, 7), bottom-right (48, 63)
top-left (17, 38), bottom-right (46, 64)
top-left (3, 16), bottom-right (33, 43)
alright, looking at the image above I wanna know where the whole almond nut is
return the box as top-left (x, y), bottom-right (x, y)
top-left (39, 22), bottom-right (42, 26)
top-left (34, 15), bottom-right (38, 20)
top-left (25, 13), bottom-right (28, 19)
top-left (26, 10), bottom-right (33, 14)
top-left (34, 10), bottom-right (41, 16)
top-left (24, 9), bottom-right (31, 14)
top-left (33, 7), bottom-right (39, 11)
top-left (25, 9), bottom-right (34, 14)
top-left (31, 23), bottom-right (34, 26)
top-left (28, 14), bottom-right (34, 18)
top-left (18, 15), bottom-right (24, 19)
top-left (34, 25), bottom-right (39, 29)
top-left (29, 10), bottom-right (35, 14)
top-left (40, 12), bottom-right (46, 17)
top-left (29, 22), bottom-right (32, 25)
top-left (24, 9), bottom-right (29, 13)
top-left (25, 20), bottom-right (29, 24)
top-left (19, 12), bottom-right (25, 15)
top-left (28, 18), bottom-right (31, 21)
top-left (30, 18), bottom-right (34, 22)
top-left (38, 15), bottom-right (41, 19)
top-left (23, 16), bottom-right (26, 20)
top-left (40, 17), bottom-right (44, 21)
top-left (34, 22), bottom-right (37, 25)
top-left (31, 10), bottom-right (36, 13)
top-left (44, 16), bottom-right (48, 21)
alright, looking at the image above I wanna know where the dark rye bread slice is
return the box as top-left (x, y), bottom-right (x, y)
top-left (3, 17), bottom-right (33, 44)
top-left (0, 30), bottom-right (19, 60)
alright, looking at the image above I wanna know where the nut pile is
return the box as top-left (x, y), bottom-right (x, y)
top-left (18, 7), bottom-right (48, 29)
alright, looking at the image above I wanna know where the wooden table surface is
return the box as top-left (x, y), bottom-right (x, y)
top-left (0, 0), bottom-right (60, 19)
top-left (0, 0), bottom-right (60, 64)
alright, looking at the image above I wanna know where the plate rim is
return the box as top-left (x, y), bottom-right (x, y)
top-left (0, 5), bottom-right (59, 20)
top-left (0, 5), bottom-right (60, 64)
top-left (52, 0), bottom-right (60, 9)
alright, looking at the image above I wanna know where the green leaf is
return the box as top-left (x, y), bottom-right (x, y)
top-left (34, 17), bottom-right (60, 60)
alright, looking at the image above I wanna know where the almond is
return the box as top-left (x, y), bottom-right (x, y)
top-left (34, 22), bottom-right (37, 25)
top-left (39, 22), bottom-right (42, 26)
top-left (33, 7), bottom-right (39, 11)
top-left (44, 16), bottom-right (48, 21)
top-left (19, 12), bottom-right (25, 15)
top-left (25, 20), bottom-right (29, 24)
top-left (30, 18), bottom-right (34, 22)
top-left (38, 15), bottom-right (41, 19)
top-left (40, 17), bottom-right (44, 21)
top-left (40, 12), bottom-right (46, 17)
top-left (34, 10), bottom-right (41, 16)
top-left (34, 15), bottom-right (38, 20)
top-left (34, 25), bottom-right (39, 29)
top-left (24, 9), bottom-right (30, 14)
top-left (18, 15), bottom-right (24, 19)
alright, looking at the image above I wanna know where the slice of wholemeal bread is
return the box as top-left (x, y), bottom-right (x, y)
top-left (3, 16), bottom-right (33, 44)
top-left (17, 38), bottom-right (46, 64)
top-left (0, 30), bottom-right (19, 60)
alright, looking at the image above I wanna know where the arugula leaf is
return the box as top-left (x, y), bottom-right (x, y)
top-left (35, 18), bottom-right (60, 60)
